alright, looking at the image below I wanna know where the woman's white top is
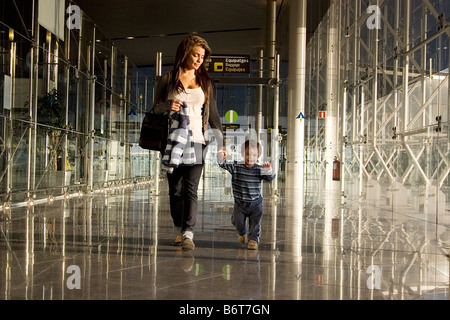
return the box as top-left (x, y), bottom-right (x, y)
top-left (169, 87), bottom-right (205, 144)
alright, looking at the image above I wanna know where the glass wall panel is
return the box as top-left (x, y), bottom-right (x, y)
top-left (302, 0), bottom-right (449, 298)
top-left (0, 0), bottom-right (155, 208)
top-left (305, 0), bottom-right (449, 211)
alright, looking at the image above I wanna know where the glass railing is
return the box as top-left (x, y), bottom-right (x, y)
top-left (0, 0), bottom-right (156, 206)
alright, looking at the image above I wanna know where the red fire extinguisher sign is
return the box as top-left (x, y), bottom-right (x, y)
top-left (333, 157), bottom-right (340, 181)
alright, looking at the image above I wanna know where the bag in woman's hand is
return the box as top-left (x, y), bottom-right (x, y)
top-left (139, 110), bottom-right (169, 153)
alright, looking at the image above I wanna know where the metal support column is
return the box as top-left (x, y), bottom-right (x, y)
top-left (325, 2), bottom-right (339, 184)
top-left (6, 34), bottom-right (16, 195)
top-left (352, 0), bottom-right (361, 196)
top-left (62, 15), bottom-right (71, 188)
top-left (108, 44), bottom-right (115, 182)
top-left (360, 85), bottom-right (366, 193)
top-left (285, 0), bottom-right (307, 301)
top-left (314, 31), bottom-right (320, 170)
top-left (28, 0), bottom-right (39, 194)
top-left (123, 56), bottom-right (131, 182)
top-left (372, 7), bottom-right (396, 186)
top-left (341, 86), bottom-right (347, 196)
top-left (372, 0), bottom-right (379, 147)
top-left (265, 0), bottom-right (276, 130)
top-left (402, 0), bottom-right (410, 137)
top-left (401, 0), bottom-right (430, 186)
top-left (88, 27), bottom-right (96, 192)
top-left (75, 18), bottom-right (83, 184)
top-left (324, 2), bottom-right (340, 300)
top-left (153, 52), bottom-right (163, 195)
top-left (256, 49), bottom-right (264, 143)
top-left (393, 0), bottom-right (400, 145)
top-left (286, 0), bottom-right (307, 194)
top-left (272, 54), bottom-right (280, 195)
top-left (448, 27), bottom-right (450, 151)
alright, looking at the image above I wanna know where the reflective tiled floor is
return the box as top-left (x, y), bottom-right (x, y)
top-left (0, 171), bottom-right (449, 300)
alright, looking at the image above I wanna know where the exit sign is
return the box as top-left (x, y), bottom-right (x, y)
top-left (318, 111), bottom-right (327, 119)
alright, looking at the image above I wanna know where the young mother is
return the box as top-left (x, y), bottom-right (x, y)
top-left (152, 35), bottom-right (226, 250)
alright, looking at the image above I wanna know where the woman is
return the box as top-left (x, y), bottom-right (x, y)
top-left (153, 35), bottom-right (226, 250)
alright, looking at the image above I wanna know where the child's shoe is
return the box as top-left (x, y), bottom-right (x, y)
top-left (238, 235), bottom-right (246, 244)
top-left (247, 240), bottom-right (258, 250)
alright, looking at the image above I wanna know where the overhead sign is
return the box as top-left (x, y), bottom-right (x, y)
top-left (205, 55), bottom-right (250, 74)
top-left (223, 124), bottom-right (240, 130)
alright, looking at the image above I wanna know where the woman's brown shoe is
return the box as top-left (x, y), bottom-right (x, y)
top-left (172, 235), bottom-right (183, 246)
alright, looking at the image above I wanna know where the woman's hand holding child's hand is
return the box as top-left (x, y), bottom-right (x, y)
top-left (217, 150), bottom-right (227, 163)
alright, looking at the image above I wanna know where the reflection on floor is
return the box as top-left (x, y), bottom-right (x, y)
top-left (0, 171), bottom-right (449, 300)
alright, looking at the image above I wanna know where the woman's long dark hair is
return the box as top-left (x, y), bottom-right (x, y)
top-left (168, 35), bottom-right (215, 104)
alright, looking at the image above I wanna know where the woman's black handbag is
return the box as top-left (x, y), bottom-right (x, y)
top-left (139, 110), bottom-right (169, 153)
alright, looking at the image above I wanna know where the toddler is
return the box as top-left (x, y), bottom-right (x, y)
top-left (218, 140), bottom-right (276, 250)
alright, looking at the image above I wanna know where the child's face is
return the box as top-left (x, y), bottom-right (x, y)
top-left (244, 147), bottom-right (259, 167)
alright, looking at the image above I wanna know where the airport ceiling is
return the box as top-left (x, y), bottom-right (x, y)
top-left (73, 0), bottom-right (330, 68)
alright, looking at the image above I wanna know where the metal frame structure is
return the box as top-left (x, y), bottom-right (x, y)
top-left (302, 0), bottom-right (449, 298)
top-left (305, 0), bottom-right (449, 215)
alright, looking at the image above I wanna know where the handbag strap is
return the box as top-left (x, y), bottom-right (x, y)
top-left (148, 71), bottom-right (173, 115)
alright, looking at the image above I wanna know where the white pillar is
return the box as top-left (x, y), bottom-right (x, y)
top-left (285, 2), bottom-right (307, 299)
top-left (325, 3), bottom-right (339, 185)
top-left (286, 0), bottom-right (307, 195)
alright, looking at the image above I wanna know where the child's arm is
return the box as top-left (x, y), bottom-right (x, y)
top-left (217, 150), bottom-right (234, 173)
top-left (261, 162), bottom-right (276, 181)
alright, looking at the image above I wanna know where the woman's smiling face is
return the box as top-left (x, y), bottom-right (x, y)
top-left (185, 46), bottom-right (205, 70)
